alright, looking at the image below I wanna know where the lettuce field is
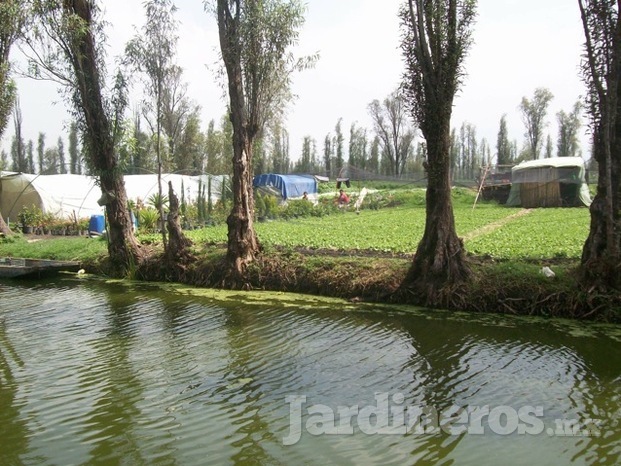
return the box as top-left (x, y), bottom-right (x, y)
top-left (187, 201), bottom-right (591, 260)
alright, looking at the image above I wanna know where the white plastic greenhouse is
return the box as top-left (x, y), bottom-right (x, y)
top-left (0, 172), bottom-right (229, 222)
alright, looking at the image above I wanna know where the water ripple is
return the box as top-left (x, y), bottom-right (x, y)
top-left (0, 280), bottom-right (619, 465)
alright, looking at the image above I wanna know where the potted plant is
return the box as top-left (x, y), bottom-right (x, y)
top-left (18, 205), bottom-right (40, 234)
top-left (41, 212), bottom-right (55, 235)
top-left (78, 218), bottom-right (90, 235)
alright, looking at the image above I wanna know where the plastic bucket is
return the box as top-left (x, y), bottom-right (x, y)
top-left (89, 214), bottom-right (105, 236)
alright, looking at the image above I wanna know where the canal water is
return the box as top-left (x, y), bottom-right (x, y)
top-left (0, 277), bottom-right (619, 465)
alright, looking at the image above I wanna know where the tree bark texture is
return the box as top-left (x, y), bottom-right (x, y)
top-left (66, 0), bottom-right (142, 275)
top-left (166, 180), bottom-right (192, 262)
top-left (581, 130), bottom-right (621, 288)
top-left (403, 118), bottom-right (469, 304)
top-left (578, 0), bottom-right (621, 290)
top-left (398, 0), bottom-right (473, 302)
top-left (217, 0), bottom-right (260, 284)
top-left (226, 128), bottom-right (259, 280)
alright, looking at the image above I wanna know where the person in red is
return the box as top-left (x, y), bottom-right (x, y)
top-left (338, 189), bottom-right (350, 206)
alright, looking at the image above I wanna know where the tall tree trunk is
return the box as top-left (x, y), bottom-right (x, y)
top-left (226, 128), bottom-right (259, 281)
top-left (579, 2), bottom-right (621, 290)
top-left (100, 172), bottom-right (142, 275)
top-left (217, 0), bottom-right (260, 285)
top-left (581, 128), bottom-right (621, 288)
top-left (68, 0), bottom-right (142, 276)
top-left (156, 94), bottom-right (167, 250)
top-left (166, 181), bottom-right (192, 264)
top-left (402, 119), bottom-right (469, 303)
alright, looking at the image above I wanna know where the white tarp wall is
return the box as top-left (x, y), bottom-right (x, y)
top-left (506, 157), bottom-right (592, 208)
top-left (0, 173), bottom-right (102, 222)
top-left (0, 173), bottom-right (229, 221)
top-left (124, 174), bottom-right (228, 208)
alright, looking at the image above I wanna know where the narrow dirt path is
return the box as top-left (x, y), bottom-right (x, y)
top-left (462, 208), bottom-right (532, 241)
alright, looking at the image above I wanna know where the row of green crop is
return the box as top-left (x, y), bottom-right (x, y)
top-left (1, 204), bottom-right (591, 261)
top-left (466, 208), bottom-right (590, 259)
top-left (184, 202), bottom-right (590, 259)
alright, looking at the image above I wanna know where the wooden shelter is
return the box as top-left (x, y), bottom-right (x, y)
top-left (506, 157), bottom-right (591, 208)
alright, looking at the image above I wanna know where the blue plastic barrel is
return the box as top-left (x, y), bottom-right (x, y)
top-left (89, 214), bottom-right (105, 236)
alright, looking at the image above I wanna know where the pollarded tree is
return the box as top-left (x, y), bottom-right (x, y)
top-left (368, 89), bottom-right (416, 177)
top-left (10, 99), bottom-right (26, 172)
top-left (214, 0), bottom-right (316, 283)
top-left (36, 132), bottom-right (44, 173)
top-left (175, 108), bottom-right (205, 174)
top-left (578, 0), bottom-right (621, 288)
top-left (481, 137), bottom-right (491, 167)
top-left (203, 114), bottom-right (234, 175)
top-left (24, 0), bottom-right (142, 275)
top-left (458, 122), bottom-right (478, 178)
top-left (26, 140), bottom-right (34, 173)
top-left (43, 146), bottom-right (59, 174)
top-left (58, 136), bottom-right (66, 173)
top-left (399, 0), bottom-right (476, 301)
top-left (519, 87), bottom-right (554, 160)
top-left (295, 135), bottom-right (312, 172)
top-left (268, 120), bottom-right (290, 173)
top-left (348, 122), bottom-right (368, 169)
top-left (368, 135), bottom-right (380, 174)
top-left (125, 0), bottom-right (181, 249)
top-left (161, 65), bottom-right (192, 168)
top-left (496, 114), bottom-right (512, 165)
top-left (204, 118), bottom-right (222, 174)
top-left (0, 0), bottom-right (24, 235)
top-left (68, 121), bottom-right (80, 174)
top-left (557, 101), bottom-right (583, 157)
top-left (544, 134), bottom-right (553, 158)
top-left (334, 117), bottom-right (344, 174)
top-left (323, 133), bottom-right (332, 177)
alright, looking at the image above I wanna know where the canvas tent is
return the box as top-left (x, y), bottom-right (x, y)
top-left (253, 174), bottom-right (318, 201)
top-left (506, 157), bottom-right (592, 208)
top-left (0, 172), bottom-right (229, 221)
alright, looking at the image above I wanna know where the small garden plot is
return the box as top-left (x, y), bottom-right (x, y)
top-left (465, 208), bottom-right (590, 259)
top-left (190, 203), bottom-right (516, 254)
top-left (455, 205), bottom-right (523, 236)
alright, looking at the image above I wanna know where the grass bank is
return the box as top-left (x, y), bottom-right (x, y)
top-left (138, 246), bottom-right (618, 323)
top-left (1, 188), bottom-right (618, 322)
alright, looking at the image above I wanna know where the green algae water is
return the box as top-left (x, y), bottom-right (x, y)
top-left (0, 277), bottom-right (619, 465)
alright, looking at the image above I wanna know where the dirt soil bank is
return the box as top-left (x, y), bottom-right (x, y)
top-left (95, 245), bottom-right (621, 323)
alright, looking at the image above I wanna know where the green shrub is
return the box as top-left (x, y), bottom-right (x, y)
top-left (18, 204), bottom-right (43, 227)
top-left (280, 199), bottom-right (315, 219)
top-left (207, 200), bottom-right (230, 225)
top-left (317, 183), bottom-right (334, 194)
top-left (255, 193), bottom-right (267, 219)
top-left (451, 187), bottom-right (479, 205)
top-left (138, 208), bottom-right (159, 233)
top-left (147, 193), bottom-right (169, 212)
top-left (265, 195), bottom-right (278, 218)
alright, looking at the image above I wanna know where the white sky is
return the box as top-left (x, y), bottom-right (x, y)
top-left (2, 0), bottom-right (590, 166)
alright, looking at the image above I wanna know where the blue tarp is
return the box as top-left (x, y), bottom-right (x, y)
top-left (253, 174), bottom-right (317, 200)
